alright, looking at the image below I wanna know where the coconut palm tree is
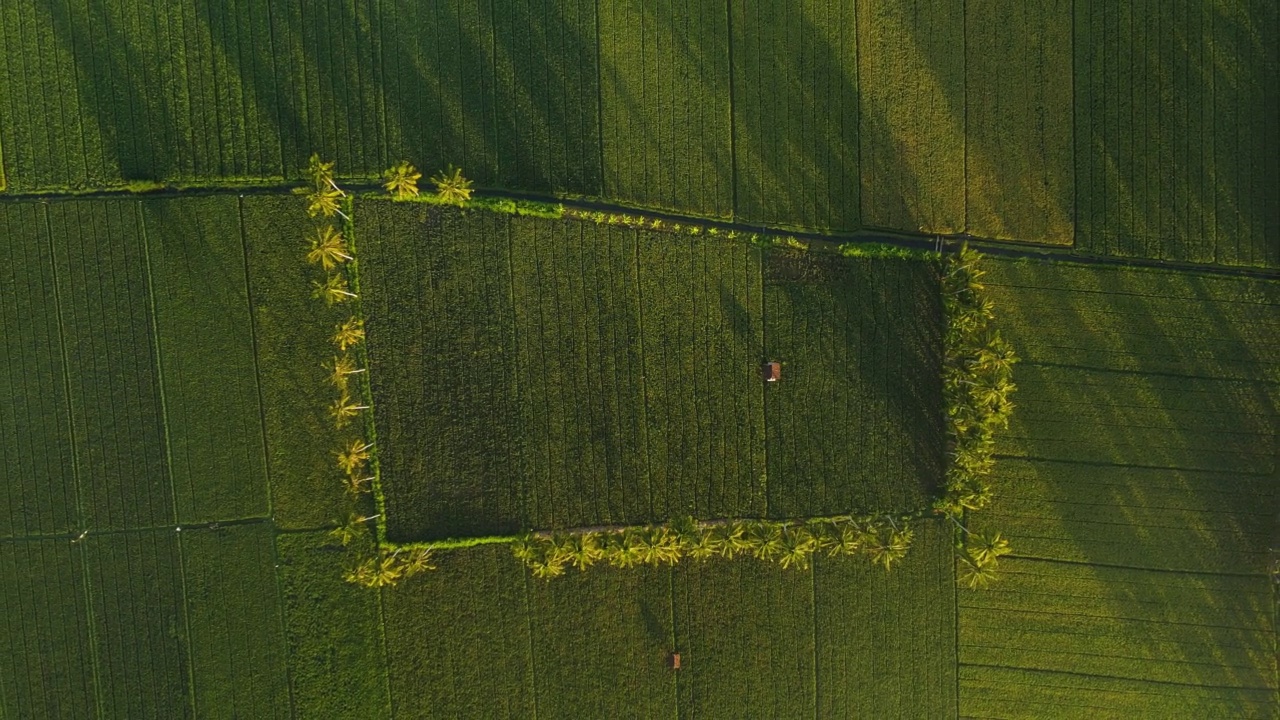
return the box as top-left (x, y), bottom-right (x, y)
top-left (335, 439), bottom-right (373, 474)
top-left (384, 161), bottom-right (422, 200)
top-left (970, 532), bottom-right (1012, 566)
top-left (606, 530), bottom-right (644, 568)
top-left (306, 153), bottom-right (337, 189)
top-left (685, 527), bottom-right (723, 561)
top-left (342, 473), bottom-right (374, 497)
top-left (333, 317), bottom-right (365, 351)
top-left (719, 521), bottom-right (754, 559)
top-left (307, 187), bottom-right (347, 219)
top-left (776, 526), bottom-right (817, 570)
top-left (312, 275), bottom-right (357, 306)
top-left (400, 547), bottom-right (436, 576)
top-left (957, 552), bottom-right (1000, 589)
top-left (511, 533), bottom-right (538, 564)
top-left (329, 512), bottom-right (379, 546)
top-left (306, 225), bottom-right (352, 271)
top-left (748, 523), bottom-right (783, 561)
top-left (325, 354), bottom-right (366, 390)
top-left (430, 165), bottom-right (474, 205)
top-left (329, 393), bottom-right (369, 428)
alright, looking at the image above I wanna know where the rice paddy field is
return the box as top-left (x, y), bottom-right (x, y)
top-left (0, 1), bottom-right (1276, 718)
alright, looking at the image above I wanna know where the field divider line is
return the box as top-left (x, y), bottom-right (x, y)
top-left (959, 641), bottom-right (1270, 672)
top-left (957, 661), bottom-right (1279, 694)
top-left (0, 516), bottom-right (276, 544)
top-left (42, 203), bottom-right (87, 535)
top-left (236, 196), bottom-right (277, 520)
top-left (958, 602), bottom-right (1271, 635)
top-left (997, 553), bottom-right (1272, 579)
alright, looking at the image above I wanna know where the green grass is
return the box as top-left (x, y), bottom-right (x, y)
top-left (48, 199), bottom-right (173, 530)
top-left (359, 204), bottom-right (942, 540)
top-left (965, 0), bottom-right (1074, 244)
top-left (181, 523), bottom-right (291, 718)
top-left (599, 0), bottom-right (733, 217)
top-left (958, 258), bottom-right (1279, 716)
top-left (730, 0), bottom-right (860, 231)
top-left (814, 520), bottom-right (957, 717)
top-left (0, 540), bottom-right (98, 719)
top-left (763, 253), bottom-right (943, 517)
top-left (241, 195), bottom-right (350, 529)
top-left (355, 201), bottom-right (523, 541)
top-left (857, 0), bottom-right (966, 234)
top-left (276, 531), bottom-right (390, 719)
top-left (1075, 0), bottom-right (1280, 267)
top-left (142, 197), bottom-right (270, 523)
top-left (529, 562), bottom-right (678, 718)
top-left (84, 530), bottom-right (192, 718)
top-left (381, 544), bottom-right (533, 718)
top-left (673, 557), bottom-right (815, 717)
top-left (0, 203), bottom-right (79, 537)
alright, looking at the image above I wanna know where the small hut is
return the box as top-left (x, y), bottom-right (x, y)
top-left (762, 362), bottom-right (782, 382)
top-left (670, 652), bottom-right (682, 670)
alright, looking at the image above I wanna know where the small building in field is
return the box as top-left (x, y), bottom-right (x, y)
top-left (762, 362), bottom-right (782, 382)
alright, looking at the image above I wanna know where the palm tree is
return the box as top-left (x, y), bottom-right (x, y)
top-left (606, 530), bottom-right (644, 568)
top-left (306, 225), bottom-right (352, 271)
top-left (329, 512), bottom-right (379, 546)
top-left (685, 527), bottom-right (723, 561)
top-left (383, 161), bottom-right (422, 200)
top-left (400, 547), bottom-right (436, 576)
top-left (325, 354), bottom-right (366, 390)
top-left (307, 187), bottom-right (347, 219)
top-left (312, 275), bottom-right (357, 306)
top-left (776, 526), bottom-right (817, 570)
top-left (564, 532), bottom-right (604, 571)
top-left (335, 439), bottom-right (373, 474)
top-left (748, 523), bottom-right (783, 561)
top-left (431, 165), bottom-right (474, 205)
top-left (511, 533), bottom-right (538, 564)
top-left (719, 521), bottom-right (753, 559)
top-left (970, 532), bottom-right (1012, 566)
top-left (329, 393), bottom-right (369, 428)
top-left (345, 554), bottom-right (403, 588)
top-left (342, 473), bottom-right (373, 497)
top-left (957, 552), bottom-right (1000, 589)
top-left (333, 317), bottom-right (365, 351)
top-left (531, 554), bottom-right (567, 579)
top-left (305, 153), bottom-right (337, 190)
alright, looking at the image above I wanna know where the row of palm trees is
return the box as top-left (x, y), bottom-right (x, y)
top-left (512, 515), bottom-right (916, 580)
top-left (936, 243), bottom-right (1018, 588)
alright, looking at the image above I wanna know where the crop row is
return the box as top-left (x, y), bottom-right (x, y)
top-left (0, 204), bottom-right (79, 537)
top-left (0, 540), bottom-right (97, 718)
top-left (1074, 0), bottom-right (1280, 267)
top-left (380, 526), bottom-right (957, 717)
top-left (765, 257), bottom-right (942, 517)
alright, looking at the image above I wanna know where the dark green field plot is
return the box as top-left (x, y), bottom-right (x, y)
top-left (381, 544), bottom-right (531, 719)
top-left (276, 531), bottom-right (391, 720)
top-left (181, 523), bottom-right (291, 719)
top-left (356, 203), bottom-right (938, 540)
top-left (1074, 0), bottom-right (1280, 266)
top-left (959, 259), bottom-right (1280, 717)
top-left (85, 530), bottom-right (192, 719)
top-left (0, 203), bottom-right (79, 538)
top-left (242, 195), bottom-right (352, 530)
top-left (0, 540), bottom-right (98, 720)
top-left (763, 251), bottom-right (943, 517)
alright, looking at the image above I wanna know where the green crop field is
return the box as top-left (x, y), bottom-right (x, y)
top-left (1, 1), bottom-right (1277, 718)
top-left (354, 201), bottom-right (939, 542)
top-left (958, 259), bottom-right (1279, 718)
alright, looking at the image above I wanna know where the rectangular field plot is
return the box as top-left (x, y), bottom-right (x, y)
top-left (382, 544), bottom-right (532, 719)
top-left (241, 195), bottom-right (350, 529)
top-left (0, 203), bottom-right (79, 537)
top-left (528, 563), bottom-right (677, 719)
top-left (181, 523), bottom-right (290, 719)
top-left (359, 203), bottom-right (944, 539)
top-left (49, 199), bottom-right (173, 531)
top-left (0, 540), bottom-right (97, 719)
top-left (276, 531), bottom-right (390, 719)
top-left (730, 0), bottom-right (860, 231)
top-left (672, 558), bottom-right (815, 718)
top-left (1074, 0), bottom-right (1280, 267)
top-left (965, 0), bottom-right (1074, 243)
top-left (143, 197), bottom-right (269, 523)
top-left (357, 202), bottom-right (523, 541)
top-left (814, 520), bottom-right (957, 717)
top-left (599, 0), bottom-right (733, 216)
top-left (857, 0), bottom-right (966, 234)
top-left (959, 258), bottom-right (1280, 715)
top-left (85, 529), bottom-right (192, 719)
top-left (764, 254), bottom-right (943, 517)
